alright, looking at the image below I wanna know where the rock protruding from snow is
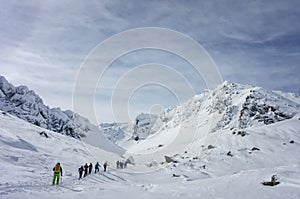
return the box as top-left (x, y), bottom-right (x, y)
top-left (126, 155), bottom-right (135, 165)
top-left (132, 113), bottom-right (158, 140)
top-left (238, 88), bottom-right (297, 128)
top-left (100, 123), bottom-right (129, 144)
top-left (0, 76), bottom-right (95, 138)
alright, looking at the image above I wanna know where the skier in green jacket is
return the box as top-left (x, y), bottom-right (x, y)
top-left (52, 162), bottom-right (63, 185)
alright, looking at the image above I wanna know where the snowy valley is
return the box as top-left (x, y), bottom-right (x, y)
top-left (0, 77), bottom-right (300, 198)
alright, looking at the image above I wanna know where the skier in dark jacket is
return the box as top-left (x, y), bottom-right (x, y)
top-left (95, 162), bottom-right (100, 173)
top-left (84, 163), bottom-right (88, 177)
top-left (103, 162), bottom-right (108, 172)
top-left (116, 160), bottom-right (120, 169)
top-left (88, 163), bottom-right (93, 174)
top-left (78, 166), bottom-right (83, 179)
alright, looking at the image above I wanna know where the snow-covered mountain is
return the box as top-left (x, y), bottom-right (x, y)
top-left (102, 81), bottom-right (300, 148)
top-left (159, 81), bottom-right (299, 132)
top-left (1, 80), bottom-right (300, 198)
top-left (0, 76), bottom-right (95, 138)
top-left (100, 113), bottom-right (159, 146)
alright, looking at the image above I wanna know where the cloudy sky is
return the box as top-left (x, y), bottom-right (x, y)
top-left (1, 0), bottom-right (299, 124)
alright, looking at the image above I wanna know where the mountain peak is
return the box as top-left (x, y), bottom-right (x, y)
top-left (0, 75), bottom-right (90, 138)
top-left (102, 81), bottom-right (300, 143)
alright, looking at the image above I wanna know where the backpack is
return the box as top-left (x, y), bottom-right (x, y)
top-left (54, 164), bottom-right (60, 173)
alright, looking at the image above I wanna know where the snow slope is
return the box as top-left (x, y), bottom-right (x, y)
top-left (0, 110), bottom-right (122, 198)
top-left (1, 81), bottom-right (300, 198)
top-left (1, 110), bottom-right (300, 199)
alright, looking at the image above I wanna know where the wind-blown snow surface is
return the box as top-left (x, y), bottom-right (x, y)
top-left (1, 81), bottom-right (300, 198)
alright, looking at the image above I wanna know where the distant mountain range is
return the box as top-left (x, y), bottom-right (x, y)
top-left (1, 75), bottom-right (299, 146)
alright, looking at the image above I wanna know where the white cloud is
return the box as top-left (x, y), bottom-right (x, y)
top-left (1, 0), bottom-right (299, 123)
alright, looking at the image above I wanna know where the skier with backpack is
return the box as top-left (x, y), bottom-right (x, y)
top-left (84, 163), bottom-right (88, 177)
top-left (88, 163), bottom-right (93, 174)
top-left (116, 160), bottom-right (120, 169)
top-left (119, 161), bottom-right (124, 169)
top-left (78, 166), bottom-right (84, 179)
top-left (103, 162), bottom-right (108, 172)
top-left (95, 162), bottom-right (100, 173)
top-left (52, 162), bottom-right (63, 185)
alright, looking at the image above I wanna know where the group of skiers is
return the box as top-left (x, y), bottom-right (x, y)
top-left (78, 162), bottom-right (108, 179)
top-left (52, 160), bottom-right (119, 185)
top-left (116, 160), bottom-right (128, 169)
